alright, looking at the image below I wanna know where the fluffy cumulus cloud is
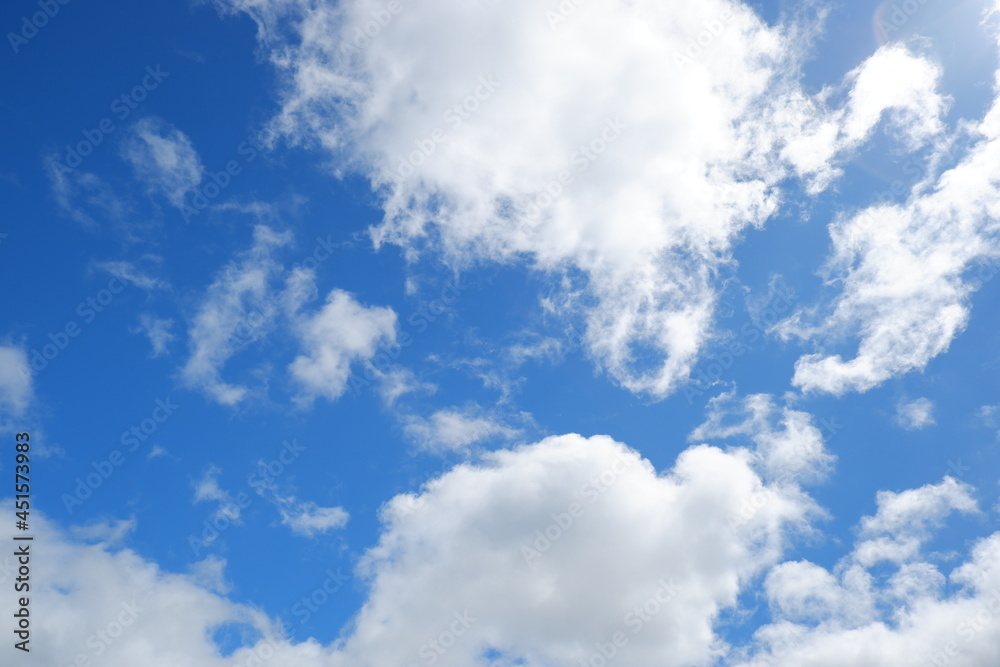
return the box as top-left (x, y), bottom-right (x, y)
top-left (735, 479), bottom-right (1000, 667)
top-left (9, 422), bottom-right (1000, 666)
top-left (0, 513), bottom-right (319, 667)
top-left (2, 396), bottom-right (831, 666)
top-left (218, 0), bottom-right (948, 399)
top-left (121, 117), bottom-right (204, 208)
top-left (328, 428), bottom-right (830, 667)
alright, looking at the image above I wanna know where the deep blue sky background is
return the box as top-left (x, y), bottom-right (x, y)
top-left (1, 0), bottom-right (998, 649)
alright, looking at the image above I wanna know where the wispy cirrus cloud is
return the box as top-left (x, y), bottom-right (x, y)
top-left (402, 404), bottom-right (520, 454)
top-left (121, 117), bottom-right (203, 208)
top-left (181, 226), bottom-right (293, 405)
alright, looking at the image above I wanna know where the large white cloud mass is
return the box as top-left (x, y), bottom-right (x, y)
top-left (217, 0), bottom-right (953, 398)
top-left (8, 397), bottom-right (832, 666)
top-left (10, 410), bottom-right (1000, 666)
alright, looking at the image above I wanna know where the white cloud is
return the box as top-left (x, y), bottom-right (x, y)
top-left (783, 48), bottom-right (1000, 394)
top-left (70, 517), bottom-right (137, 546)
top-left (220, 0), bottom-right (950, 399)
top-left (121, 117), bottom-right (203, 208)
top-left (193, 466), bottom-right (243, 524)
top-left (331, 429), bottom-right (827, 667)
top-left (181, 225), bottom-right (293, 405)
top-left (147, 444), bottom-right (170, 460)
top-left (246, 462), bottom-right (350, 538)
top-left (0, 512), bottom-right (304, 666)
top-left (46, 162), bottom-right (129, 229)
top-left (0, 343), bottom-right (32, 423)
top-left (853, 476), bottom-right (979, 568)
top-left (780, 44), bottom-right (947, 194)
top-left (895, 397), bottom-right (936, 430)
top-left (277, 500), bottom-right (349, 537)
top-left (133, 314), bottom-right (176, 358)
top-left (375, 366), bottom-right (434, 406)
top-left (288, 289), bottom-right (397, 405)
top-left (403, 405), bottom-right (520, 453)
top-left (188, 555), bottom-right (233, 595)
top-left (505, 334), bottom-right (565, 368)
top-left (9, 425), bottom-right (1000, 666)
top-left (735, 480), bottom-right (1000, 667)
top-left (97, 260), bottom-right (169, 291)
top-left (690, 392), bottom-right (835, 484)
top-left (0, 389), bottom-right (833, 666)
top-left (182, 226), bottom-right (399, 407)
top-left (979, 404), bottom-right (1000, 440)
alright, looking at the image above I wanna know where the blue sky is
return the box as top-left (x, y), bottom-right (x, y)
top-left (2, 0), bottom-right (1000, 665)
